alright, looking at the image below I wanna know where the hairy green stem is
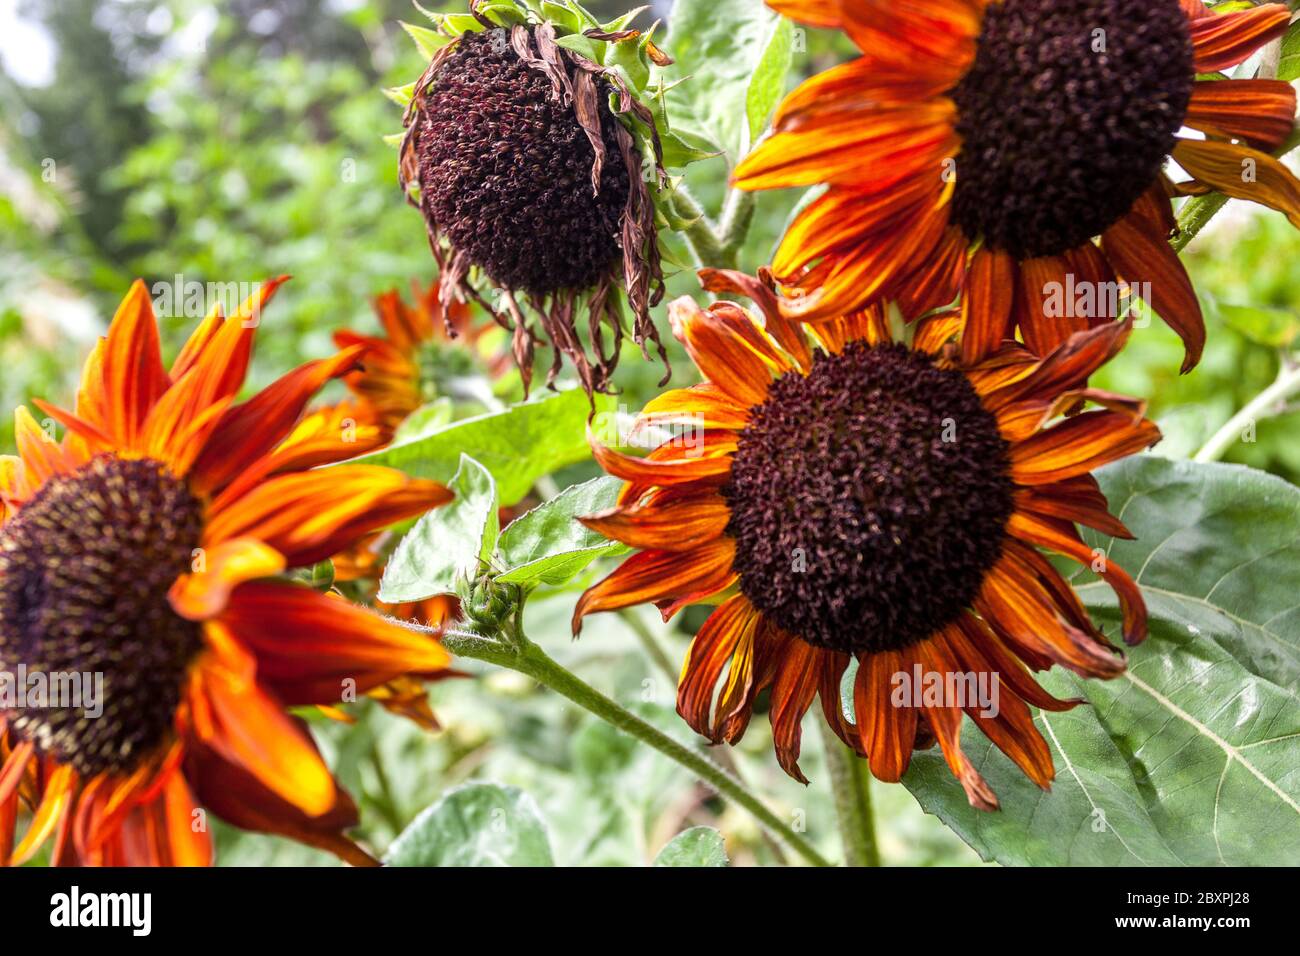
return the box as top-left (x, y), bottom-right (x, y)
top-left (717, 188), bottom-right (756, 260)
top-left (1193, 358), bottom-right (1300, 462)
top-left (817, 721), bottom-right (881, 867)
top-left (670, 185), bottom-right (755, 271)
top-left (443, 624), bottom-right (832, 867)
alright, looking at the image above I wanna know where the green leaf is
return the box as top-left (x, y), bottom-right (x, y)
top-left (665, 0), bottom-right (794, 163)
top-left (400, 21), bottom-right (453, 60)
top-left (391, 398), bottom-right (454, 443)
top-left (349, 389), bottom-right (610, 506)
top-left (658, 126), bottom-right (722, 170)
top-left (905, 457), bottom-right (1300, 866)
top-left (555, 33), bottom-right (606, 65)
top-left (653, 826), bottom-right (729, 866)
top-left (496, 477), bottom-right (629, 586)
top-left (1278, 17), bottom-right (1300, 82)
top-left (1211, 300), bottom-right (1300, 349)
top-left (378, 455), bottom-right (499, 603)
top-left (745, 16), bottom-right (794, 143)
top-left (384, 783), bottom-right (555, 866)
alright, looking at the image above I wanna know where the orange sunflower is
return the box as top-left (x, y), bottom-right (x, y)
top-left (572, 269), bottom-right (1158, 809)
top-left (733, 0), bottom-right (1299, 372)
top-left (0, 280), bottom-right (453, 866)
top-left (332, 278), bottom-right (507, 436)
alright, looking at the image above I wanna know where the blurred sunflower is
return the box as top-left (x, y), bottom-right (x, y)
top-left (572, 269), bottom-right (1159, 809)
top-left (734, 0), bottom-right (1299, 372)
top-left (0, 280), bottom-right (453, 866)
top-left (331, 279), bottom-right (509, 437)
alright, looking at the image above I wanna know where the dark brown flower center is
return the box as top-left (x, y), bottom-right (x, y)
top-left (0, 455), bottom-right (204, 776)
top-left (724, 343), bottom-right (1013, 655)
top-left (413, 27), bottom-right (630, 295)
top-left (949, 0), bottom-right (1193, 259)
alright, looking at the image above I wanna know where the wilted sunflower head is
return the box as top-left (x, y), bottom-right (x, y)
top-left (573, 269), bottom-right (1159, 808)
top-left (394, 0), bottom-right (701, 395)
top-left (734, 0), bottom-right (1299, 373)
top-left (0, 280), bottom-right (453, 867)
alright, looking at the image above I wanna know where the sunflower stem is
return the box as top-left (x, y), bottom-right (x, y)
top-left (717, 188), bottom-right (756, 259)
top-left (1172, 127), bottom-right (1300, 253)
top-left (670, 186), bottom-right (734, 269)
top-left (817, 721), bottom-right (881, 867)
top-left (442, 623), bottom-right (833, 867)
top-left (1193, 357), bottom-right (1300, 463)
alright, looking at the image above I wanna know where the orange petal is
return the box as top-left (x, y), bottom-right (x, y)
top-left (204, 466), bottom-right (452, 567)
top-left (854, 648), bottom-right (921, 782)
top-left (591, 432), bottom-right (736, 493)
top-left (1173, 137), bottom-right (1300, 230)
top-left (1189, 3), bottom-right (1291, 73)
top-left (184, 734), bottom-right (373, 866)
top-left (14, 406), bottom-right (71, 492)
top-left (215, 582), bottom-right (450, 705)
top-left (11, 763), bottom-right (76, 865)
top-left (169, 538), bottom-right (287, 621)
top-left (1007, 510), bottom-right (1147, 646)
top-left (961, 245), bottom-right (1016, 364)
top-left (1100, 191), bottom-right (1205, 372)
top-left (1017, 255), bottom-right (1088, 358)
top-left (1009, 410), bottom-right (1161, 485)
top-left (189, 347), bottom-right (365, 496)
top-left (676, 594), bottom-right (759, 741)
top-left (189, 657), bottom-right (336, 817)
top-left (934, 623), bottom-right (1055, 788)
top-left (572, 538), bottom-right (737, 632)
top-left (768, 640), bottom-right (822, 784)
top-left (1185, 79), bottom-right (1297, 150)
top-left (916, 639), bottom-right (998, 811)
top-left (985, 320), bottom-right (1133, 410)
top-left (100, 279), bottom-right (169, 449)
top-left (667, 297), bottom-right (786, 407)
top-left (639, 383), bottom-right (751, 433)
top-left (579, 493), bottom-right (731, 551)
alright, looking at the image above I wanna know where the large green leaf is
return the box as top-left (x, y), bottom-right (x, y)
top-left (378, 455), bottom-right (499, 604)
top-left (665, 0), bottom-right (794, 163)
top-left (653, 826), bottom-right (729, 867)
top-left (904, 457), bottom-right (1300, 866)
top-left (495, 477), bottom-right (628, 587)
top-left (350, 389), bottom-right (610, 506)
top-left (384, 783), bottom-right (555, 867)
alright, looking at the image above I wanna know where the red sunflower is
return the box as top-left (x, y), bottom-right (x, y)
top-left (0, 280), bottom-right (452, 865)
top-left (734, 0), bottom-right (1299, 372)
top-left (573, 269), bottom-right (1159, 809)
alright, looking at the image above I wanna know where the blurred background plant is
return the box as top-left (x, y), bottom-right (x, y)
top-left (1, 0), bottom-right (1297, 866)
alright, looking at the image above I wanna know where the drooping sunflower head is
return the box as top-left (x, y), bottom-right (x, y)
top-left (0, 280), bottom-right (453, 866)
top-left (574, 269), bottom-right (1159, 808)
top-left (394, 0), bottom-right (704, 395)
top-left (734, 0), bottom-right (1299, 372)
